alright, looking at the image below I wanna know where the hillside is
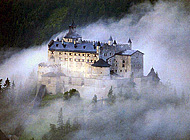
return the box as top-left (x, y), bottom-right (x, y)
top-left (0, 0), bottom-right (159, 49)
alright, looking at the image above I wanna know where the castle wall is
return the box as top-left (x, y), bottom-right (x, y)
top-left (131, 52), bottom-right (143, 78)
top-left (113, 55), bottom-right (131, 78)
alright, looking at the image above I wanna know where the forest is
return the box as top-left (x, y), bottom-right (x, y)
top-left (0, 0), bottom-right (159, 49)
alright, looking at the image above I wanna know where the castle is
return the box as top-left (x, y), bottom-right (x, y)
top-left (37, 21), bottom-right (147, 99)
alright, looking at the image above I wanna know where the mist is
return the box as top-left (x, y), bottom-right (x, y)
top-left (0, 0), bottom-right (190, 139)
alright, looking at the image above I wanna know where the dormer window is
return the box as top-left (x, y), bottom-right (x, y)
top-left (56, 44), bottom-right (58, 47)
top-left (83, 46), bottom-right (86, 49)
top-left (123, 60), bottom-right (125, 63)
top-left (63, 44), bottom-right (66, 48)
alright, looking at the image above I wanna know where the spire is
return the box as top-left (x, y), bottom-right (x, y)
top-left (128, 38), bottom-right (132, 44)
top-left (69, 20), bottom-right (76, 28)
top-left (113, 40), bottom-right (116, 44)
top-left (108, 36), bottom-right (113, 41)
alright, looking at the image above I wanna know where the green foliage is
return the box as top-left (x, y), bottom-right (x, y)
top-left (40, 93), bottom-right (64, 107)
top-left (63, 89), bottom-right (80, 100)
top-left (42, 116), bottom-right (81, 140)
top-left (0, 0), bottom-right (159, 49)
top-left (107, 86), bottom-right (116, 103)
top-left (92, 94), bottom-right (97, 103)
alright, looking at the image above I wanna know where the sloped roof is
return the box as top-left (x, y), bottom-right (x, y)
top-left (49, 41), bottom-right (104, 53)
top-left (42, 72), bottom-right (66, 77)
top-left (91, 59), bottom-right (111, 67)
top-left (108, 36), bottom-right (113, 41)
top-left (116, 50), bottom-right (144, 56)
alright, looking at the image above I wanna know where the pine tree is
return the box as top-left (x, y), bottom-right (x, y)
top-left (0, 79), bottom-right (2, 93)
top-left (12, 81), bottom-right (15, 89)
top-left (72, 117), bottom-right (81, 131)
top-left (107, 86), bottom-right (116, 103)
top-left (65, 118), bottom-right (71, 133)
top-left (57, 108), bottom-right (64, 130)
top-left (92, 94), bottom-right (97, 103)
top-left (4, 78), bottom-right (10, 90)
top-left (108, 86), bottom-right (113, 98)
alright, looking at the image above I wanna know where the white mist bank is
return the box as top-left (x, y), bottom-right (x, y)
top-left (0, 1), bottom-right (189, 91)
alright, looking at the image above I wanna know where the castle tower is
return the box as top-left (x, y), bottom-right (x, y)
top-left (96, 41), bottom-right (101, 59)
top-left (128, 38), bottom-right (132, 49)
top-left (63, 20), bottom-right (82, 43)
top-left (108, 36), bottom-right (113, 45)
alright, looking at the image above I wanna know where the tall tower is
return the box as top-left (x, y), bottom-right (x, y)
top-left (63, 20), bottom-right (82, 43)
top-left (108, 36), bottom-right (113, 45)
top-left (128, 38), bottom-right (132, 49)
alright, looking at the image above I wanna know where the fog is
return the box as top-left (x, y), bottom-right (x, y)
top-left (0, 0), bottom-right (190, 139)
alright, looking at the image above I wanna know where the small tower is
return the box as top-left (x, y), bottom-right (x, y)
top-left (128, 38), bottom-right (132, 49)
top-left (96, 41), bottom-right (101, 58)
top-left (108, 36), bottom-right (113, 45)
top-left (113, 40), bottom-right (117, 47)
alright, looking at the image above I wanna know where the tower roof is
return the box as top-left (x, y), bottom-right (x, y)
top-left (108, 36), bottom-right (113, 41)
top-left (91, 59), bottom-right (111, 67)
top-left (128, 38), bottom-right (132, 44)
top-left (64, 21), bottom-right (81, 39)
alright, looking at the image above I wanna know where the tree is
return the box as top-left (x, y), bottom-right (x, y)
top-left (0, 79), bottom-right (2, 94)
top-left (107, 86), bottom-right (116, 103)
top-left (72, 117), bottom-right (81, 131)
top-left (3, 78), bottom-right (10, 90)
top-left (65, 118), bottom-right (71, 133)
top-left (57, 108), bottom-right (64, 130)
top-left (92, 94), bottom-right (97, 103)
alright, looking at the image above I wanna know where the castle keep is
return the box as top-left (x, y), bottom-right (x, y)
top-left (38, 21), bottom-right (144, 99)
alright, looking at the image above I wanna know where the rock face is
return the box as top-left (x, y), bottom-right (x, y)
top-left (34, 84), bottom-right (47, 107)
top-left (0, 129), bottom-right (8, 140)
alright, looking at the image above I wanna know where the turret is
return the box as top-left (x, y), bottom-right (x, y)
top-left (96, 41), bottom-right (101, 58)
top-left (63, 20), bottom-right (82, 43)
top-left (113, 40), bottom-right (117, 47)
top-left (128, 38), bottom-right (132, 49)
top-left (108, 36), bottom-right (113, 45)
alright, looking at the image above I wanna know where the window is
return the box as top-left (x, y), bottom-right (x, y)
top-left (69, 58), bottom-right (72, 61)
top-left (120, 70), bottom-right (122, 72)
top-left (78, 59), bottom-right (80, 62)
top-left (82, 59), bottom-right (84, 62)
top-left (56, 44), bottom-right (58, 47)
top-left (104, 53), bottom-right (107, 56)
top-left (110, 53), bottom-right (112, 56)
top-left (87, 54), bottom-right (90, 57)
top-left (59, 52), bottom-right (62, 55)
top-left (74, 59), bottom-right (76, 61)
top-left (59, 57), bottom-right (62, 61)
top-left (65, 53), bottom-right (67, 55)
top-left (94, 60), bottom-right (96, 63)
top-left (115, 70), bottom-right (117, 72)
top-left (65, 58), bottom-right (68, 61)
top-left (122, 64), bottom-right (125, 67)
top-left (51, 51), bottom-right (54, 54)
top-left (116, 64), bottom-right (117, 67)
top-left (69, 53), bottom-right (72, 56)
top-left (123, 60), bottom-right (125, 63)
top-left (82, 54), bottom-right (85, 56)
top-left (91, 60), bottom-right (93, 62)
top-left (78, 53), bottom-right (80, 56)
top-left (125, 70), bottom-right (127, 72)
top-left (87, 59), bottom-right (89, 62)
top-left (74, 53), bottom-right (77, 56)
top-left (83, 46), bottom-right (86, 49)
